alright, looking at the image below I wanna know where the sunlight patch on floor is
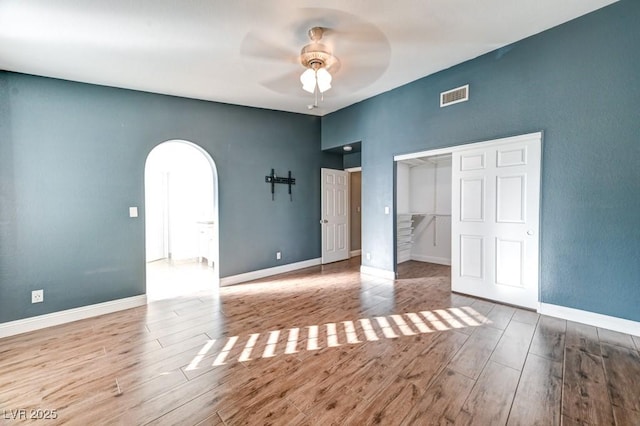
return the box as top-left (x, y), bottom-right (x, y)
top-left (184, 306), bottom-right (489, 370)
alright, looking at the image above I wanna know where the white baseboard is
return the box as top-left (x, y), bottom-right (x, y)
top-left (0, 295), bottom-right (147, 339)
top-left (350, 249), bottom-right (362, 257)
top-left (538, 303), bottom-right (640, 337)
top-left (220, 258), bottom-right (322, 287)
top-left (360, 265), bottom-right (396, 280)
top-left (410, 254), bottom-right (452, 266)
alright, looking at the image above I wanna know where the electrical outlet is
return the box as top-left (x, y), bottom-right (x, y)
top-left (366, 252), bottom-right (371, 260)
top-left (32, 289), bottom-right (44, 304)
top-left (276, 251), bottom-right (282, 260)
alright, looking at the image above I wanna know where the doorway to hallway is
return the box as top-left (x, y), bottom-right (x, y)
top-left (144, 140), bottom-right (219, 300)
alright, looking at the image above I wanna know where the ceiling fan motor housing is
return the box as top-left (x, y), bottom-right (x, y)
top-left (300, 27), bottom-right (337, 70)
top-left (300, 44), bottom-right (333, 69)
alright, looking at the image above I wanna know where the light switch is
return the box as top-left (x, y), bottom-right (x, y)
top-left (384, 206), bottom-right (390, 215)
top-left (129, 207), bottom-right (138, 218)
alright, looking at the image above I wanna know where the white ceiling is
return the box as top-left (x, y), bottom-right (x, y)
top-left (0, 0), bottom-right (617, 116)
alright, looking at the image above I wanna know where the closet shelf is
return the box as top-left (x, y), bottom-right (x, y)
top-left (397, 213), bottom-right (416, 263)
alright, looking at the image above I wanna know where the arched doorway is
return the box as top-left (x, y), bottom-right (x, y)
top-left (144, 140), bottom-right (219, 300)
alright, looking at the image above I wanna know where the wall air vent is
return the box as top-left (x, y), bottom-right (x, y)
top-left (440, 84), bottom-right (469, 107)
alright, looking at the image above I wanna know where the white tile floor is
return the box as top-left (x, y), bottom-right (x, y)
top-left (146, 259), bottom-right (219, 301)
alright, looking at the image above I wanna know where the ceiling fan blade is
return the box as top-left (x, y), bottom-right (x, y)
top-left (260, 70), bottom-right (308, 96)
top-left (240, 32), bottom-right (299, 64)
top-left (293, 8), bottom-right (391, 50)
top-left (323, 24), bottom-right (388, 45)
top-left (240, 31), bottom-right (303, 94)
top-left (331, 63), bottom-right (388, 94)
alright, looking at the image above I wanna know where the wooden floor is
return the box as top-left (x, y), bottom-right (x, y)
top-left (1, 259), bottom-right (639, 425)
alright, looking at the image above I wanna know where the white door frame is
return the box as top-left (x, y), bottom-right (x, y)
top-left (345, 167), bottom-right (362, 257)
top-left (394, 132), bottom-right (542, 306)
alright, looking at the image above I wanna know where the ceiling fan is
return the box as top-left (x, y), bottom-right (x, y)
top-left (239, 9), bottom-right (391, 107)
top-left (299, 27), bottom-right (338, 98)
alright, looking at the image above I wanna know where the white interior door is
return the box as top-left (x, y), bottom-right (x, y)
top-left (321, 168), bottom-right (350, 264)
top-left (451, 134), bottom-right (541, 309)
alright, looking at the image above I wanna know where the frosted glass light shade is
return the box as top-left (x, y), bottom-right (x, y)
top-left (316, 68), bottom-right (332, 93)
top-left (300, 69), bottom-right (316, 93)
top-left (300, 67), bottom-right (332, 94)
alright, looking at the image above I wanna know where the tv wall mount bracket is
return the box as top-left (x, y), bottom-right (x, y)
top-left (265, 169), bottom-right (295, 201)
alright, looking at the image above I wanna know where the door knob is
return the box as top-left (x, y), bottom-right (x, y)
top-left (320, 219), bottom-right (328, 224)
top-left (527, 230), bottom-right (534, 236)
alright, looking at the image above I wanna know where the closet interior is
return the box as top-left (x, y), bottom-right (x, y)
top-left (396, 154), bottom-right (452, 266)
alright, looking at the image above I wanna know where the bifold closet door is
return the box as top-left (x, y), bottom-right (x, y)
top-left (451, 134), bottom-right (541, 309)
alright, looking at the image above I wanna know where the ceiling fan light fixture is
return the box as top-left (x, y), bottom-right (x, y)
top-left (299, 27), bottom-right (337, 97)
top-left (299, 63), bottom-right (332, 94)
top-left (316, 67), bottom-right (332, 93)
top-left (300, 68), bottom-right (317, 93)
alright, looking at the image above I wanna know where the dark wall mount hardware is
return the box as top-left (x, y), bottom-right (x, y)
top-left (265, 169), bottom-right (296, 200)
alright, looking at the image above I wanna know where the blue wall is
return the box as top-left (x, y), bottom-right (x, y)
top-left (0, 73), bottom-right (339, 323)
top-left (322, 0), bottom-right (640, 321)
top-left (343, 152), bottom-right (361, 169)
top-left (1, 1), bottom-right (638, 325)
